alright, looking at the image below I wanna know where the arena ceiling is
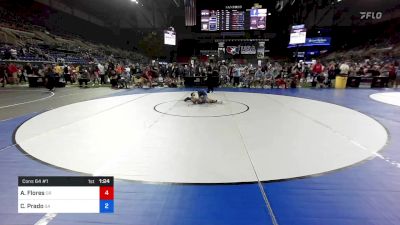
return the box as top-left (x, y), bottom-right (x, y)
top-left (34, 0), bottom-right (400, 32)
top-left (35, 0), bottom-right (184, 29)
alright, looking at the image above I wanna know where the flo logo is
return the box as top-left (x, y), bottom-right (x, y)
top-left (360, 12), bottom-right (383, 20)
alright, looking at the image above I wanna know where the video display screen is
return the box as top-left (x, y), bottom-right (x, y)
top-left (164, 30), bottom-right (176, 46)
top-left (289, 24), bottom-right (307, 45)
top-left (250, 8), bottom-right (267, 30)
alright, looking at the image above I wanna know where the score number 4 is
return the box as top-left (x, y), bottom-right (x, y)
top-left (100, 186), bottom-right (114, 200)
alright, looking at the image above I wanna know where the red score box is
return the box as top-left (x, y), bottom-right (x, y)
top-left (99, 186), bottom-right (114, 200)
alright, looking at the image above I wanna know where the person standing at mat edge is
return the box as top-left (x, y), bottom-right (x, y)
top-left (395, 65), bottom-right (400, 88)
top-left (0, 63), bottom-right (7, 87)
top-left (207, 65), bottom-right (219, 93)
top-left (45, 67), bottom-right (55, 91)
top-left (233, 64), bottom-right (241, 87)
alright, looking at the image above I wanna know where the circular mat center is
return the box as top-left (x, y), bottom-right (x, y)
top-left (154, 100), bottom-right (249, 117)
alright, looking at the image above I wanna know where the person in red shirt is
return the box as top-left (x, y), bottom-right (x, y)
top-left (116, 65), bottom-right (123, 75)
top-left (388, 63), bottom-right (396, 87)
top-left (312, 60), bottom-right (325, 88)
top-left (143, 66), bottom-right (153, 88)
top-left (312, 60), bottom-right (323, 75)
top-left (7, 63), bottom-right (19, 85)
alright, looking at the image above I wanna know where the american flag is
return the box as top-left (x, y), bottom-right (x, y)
top-left (185, 0), bottom-right (196, 26)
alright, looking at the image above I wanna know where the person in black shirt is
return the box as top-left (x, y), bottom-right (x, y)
top-left (371, 68), bottom-right (381, 77)
top-left (357, 66), bottom-right (365, 76)
top-left (24, 63), bottom-right (33, 75)
top-left (45, 67), bottom-right (55, 91)
top-left (0, 63), bottom-right (7, 87)
top-left (63, 65), bottom-right (72, 84)
top-left (22, 63), bottom-right (33, 83)
top-left (206, 65), bottom-right (213, 93)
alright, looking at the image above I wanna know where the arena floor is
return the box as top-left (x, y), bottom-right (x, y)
top-left (1, 87), bottom-right (400, 225)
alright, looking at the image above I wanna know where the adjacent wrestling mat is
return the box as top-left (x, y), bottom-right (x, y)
top-left (370, 92), bottom-right (400, 107)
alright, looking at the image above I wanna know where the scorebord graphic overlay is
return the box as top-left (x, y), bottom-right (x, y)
top-left (18, 177), bottom-right (114, 213)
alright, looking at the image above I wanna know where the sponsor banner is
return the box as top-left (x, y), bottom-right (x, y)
top-left (307, 37), bottom-right (331, 45)
top-left (226, 46), bottom-right (240, 55)
top-left (288, 37), bottom-right (331, 48)
top-left (200, 50), bottom-right (218, 55)
top-left (240, 45), bottom-right (257, 55)
top-left (292, 24), bottom-right (305, 30)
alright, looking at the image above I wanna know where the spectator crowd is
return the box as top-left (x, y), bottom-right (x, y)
top-left (1, 57), bottom-right (400, 91)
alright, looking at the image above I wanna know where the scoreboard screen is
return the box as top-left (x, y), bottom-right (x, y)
top-left (201, 8), bottom-right (267, 31)
top-left (18, 176), bottom-right (114, 214)
top-left (201, 10), bottom-right (245, 31)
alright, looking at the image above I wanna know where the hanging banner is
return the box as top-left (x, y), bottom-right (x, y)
top-left (257, 42), bottom-right (265, 59)
top-left (184, 0), bottom-right (197, 26)
top-left (218, 48), bottom-right (225, 57)
top-left (218, 42), bottom-right (225, 57)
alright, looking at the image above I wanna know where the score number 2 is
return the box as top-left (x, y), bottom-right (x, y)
top-left (100, 200), bottom-right (114, 213)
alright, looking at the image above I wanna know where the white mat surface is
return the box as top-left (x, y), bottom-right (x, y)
top-left (15, 92), bottom-right (388, 183)
top-left (370, 92), bottom-right (400, 107)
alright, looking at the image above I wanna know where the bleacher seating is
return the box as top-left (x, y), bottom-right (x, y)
top-left (0, 5), bottom-right (147, 65)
